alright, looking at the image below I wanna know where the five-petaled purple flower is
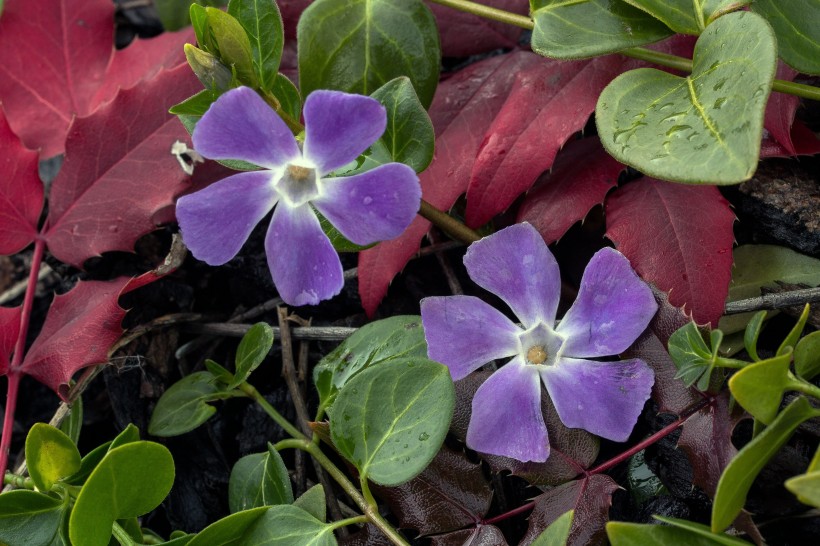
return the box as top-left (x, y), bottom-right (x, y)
top-left (176, 87), bottom-right (421, 306)
top-left (421, 223), bottom-right (657, 463)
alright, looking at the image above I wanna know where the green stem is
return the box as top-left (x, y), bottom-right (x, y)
top-left (360, 475), bottom-right (378, 508)
top-left (3, 472), bottom-right (35, 489)
top-left (787, 375), bottom-right (820, 400)
top-left (328, 515), bottom-right (369, 531)
top-left (715, 357), bottom-right (748, 369)
top-left (418, 200), bottom-right (481, 244)
top-left (111, 521), bottom-right (138, 546)
top-left (239, 382), bottom-right (305, 440)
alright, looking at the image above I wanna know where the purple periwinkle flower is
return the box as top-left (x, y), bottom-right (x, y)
top-left (420, 223), bottom-right (657, 463)
top-left (176, 87), bottom-right (421, 306)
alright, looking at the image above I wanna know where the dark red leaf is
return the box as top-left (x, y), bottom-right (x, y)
top-left (0, 108), bottom-right (43, 255)
top-left (605, 178), bottom-right (735, 326)
top-left (760, 120), bottom-right (820, 158)
top-left (0, 0), bottom-right (192, 157)
top-left (430, 0), bottom-right (528, 57)
top-left (465, 55), bottom-right (628, 228)
top-left (521, 475), bottom-right (618, 546)
top-left (0, 306), bottom-right (22, 377)
top-left (430, 525), bottom-right (508, 546)
top-left (763, 63), bottom-right (800, 155)
top-left (358, 51), bottom-right (543, 316)
top-left (517, 137), bottom-right (623, 244)
top-left (42, 65), bottom-right (202, 268)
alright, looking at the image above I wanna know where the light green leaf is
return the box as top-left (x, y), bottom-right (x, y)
top-left (752, 0), bottom-right (820, 75)
top-left (25, 424), bottom-right (82, 492)
top-left (530, 0), bottom-right (673, 60)
top-left (64, 442), bottom-right (111, 486)
top-left (330, 358), bottom-right (454, 486)
top-left (185, 44), bottom-right (234, 92)
top-left (293, 485), bottom-right (326, 523)
top-left (170, 88), bottom-right (223, 117)
top-left (188, 505), bottom-right (337, 546)
top-left (668, 321), bottom-right (717, 389)
top-left (370, 77), bottom-right (434, 173)
top-left (531, 510), bottom-right (574, 545)
top-left (777, 304), bottom-right (809, 356)
top-left (228, 0), bottom-right (285, 91)
top-left (149, 371), bottom-right (232, 437)
top-left (742, 311), bottom-right (766, 361)
top-left (69, 442), bottom-right (175, 546)
top-left (608, 516), bottom-right (750, 545)
top-left (206, 7), bottom-right (257, 86)
top-left (228, 444), bottom-right (293, 513)
top-left (712, 396), bottom-right (820, 532)
top-left (297, 0), bottom-right (440, 108)
top-left (728, 350), bottom-right (791, 424)
top-left (230, 322), bottom-right (274, 389)
top-left (795, 331), bottom-right (820, 381)
top-left (785, 471), bottom-right (820, 508)
top-left (623, 1), bottom-right (750, 35)
top-left (596, 11), bottom-right (776, 184)
top-left (186, 507), bottom-right (269, 546)
top-left (0, 490), bottom-right (65, 546)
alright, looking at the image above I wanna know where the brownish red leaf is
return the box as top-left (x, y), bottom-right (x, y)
top-left (430, 0), bottom-right (528, 57)
top-left (764, 63), bottom-right (800, 155)
top-left (0, 0), bottom-right (192, 157)
top-left (605, 178), bottom-right (735, 327)
top-left (760, 120), bottom-right (820, 158)
top-left (0, 306), bottom-right (22, 377)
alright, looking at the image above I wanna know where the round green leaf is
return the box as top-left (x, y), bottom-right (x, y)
top-left (0, 490), bottom-right (65, 546)
top-left (149, 371), bottom-right (224, 437)
top-left (25, 423), bottom-right (81, 492)
top-left (297, 0), bottom-right (440, 108)
top-left (228, 444), bottom-right (293, 513)
top-left (230, 322), bottom-right (274, 388)
top-left (370, 77), bottom-right (434, 173)
top-left (728, 351), bottom-right (791, 424)
top-left (752, 0), bottom-right (820, 75)
top-left (596, 11), bottom-right (776, 184)
top-left (188, 505), bottom-right (336, 546)
top-left (69, 442), bottom-right (175, 546)
top-left (330, 357), bottom-right (454, 486)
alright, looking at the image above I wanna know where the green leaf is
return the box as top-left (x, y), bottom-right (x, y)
top-left (330, 358), bottom-right (454, 486)
top-left (228, 0), bottom-right (284, 91)
top-left (752, 0), bottom-right (820, 75)
top-left (228, 444), bottom-right (293, 513)
top-left (64, 442), bottom-right (111, 486)
top-left (110, 423), bottom-right (141, 451)
top-left (149, 371), bottom-right (231, 437)
top-left (297, 0), bottom-right (440, 108)
top-left (313, 315), bottom-right (428, 412)
top-left (607, 516), bottom-right (750, 545)
top-left (370, 77), bottom-right (434, 173)
top-left (0, 490), bottom-right (65, 546)
top-left (785, 471), bottom-right (820, 508)
top-left (293, 485), bottom-right (326, 523)
top-left (531, 510), bottom-right (574, 546)
top-left (230, 322), bottom-right (274, 389)
top-left (58, 397), bottom-right (82, 446)
top-left (795, 330), bottom-right (820, 381)
top-left (270, 73), bottom-right (302, 121)
top-left (530, 0), bottom-right (673, 60)
top-left (206, 7), bottom-right (257, 86)
top-left (186, 507), bottom-right (269, 546)
top-left (315, 210), bottom-right (375, 253)
top-left (191, 4), bottom-right (215, 50)
top-left (777, 303), bottom-right (810, 356)
top-left (668, 321), bottom-right (717, 389)
top-left (728, 351), bottom-right (791, 424)
top-left (185, 44), bottom-right (234, 91)
top-left (622, 1), bottom-right (750, 35)
top-left (205, 359), bottom-right (236, 385)
top-left (69, 442), bottom-right (175, 546)
top-left (170, 89), bottom-right (223, 116)
top-left (188, 505), bottom-right (337, 546)
top-left (596, 11), bottom-right (776, 185)
top-left (25, 424), bottom-right (82, 492)
top-left (742, 311), bottom-right (766, 361)
top-left (712, 396), bottom-right (820, 532)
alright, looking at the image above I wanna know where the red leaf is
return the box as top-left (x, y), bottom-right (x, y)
top-left (0, 108), bottom-right (43, 255)
top-left (521, 475), bottom-right (618, 546)
top-left (605, 178), bottom-right (735, 326)
top-left (358, 51), bottom-right (543, 316)
top-left (430, 525), bottom-right (508, 546)
top-left (517, 137), bottom-right (623, 244)
top-left (763, 63), bottom-right (800, 155)
top-left (0, 306), bottom-right (22, 377)
top-left (760, 120), bottom-right (820, 158)
top-left (430, 0), bottom-right (528, 57)
top-left (0, 0), bottom-right (192, 157)
top-left (465, 55), bottom-right (628, 228)
top-left (42, 65), bottom-right (202, 268)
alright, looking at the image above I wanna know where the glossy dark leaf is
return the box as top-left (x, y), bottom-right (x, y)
top-left (0, 490), bottom-right (65, 546)
top-left (228, 444), bottom-right (294, 512)
top-left (230, 322), bottom-right (274, 389)
top-left (430, 525), bottom-right (507, 546)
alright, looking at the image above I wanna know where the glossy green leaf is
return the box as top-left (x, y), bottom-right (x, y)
top-left (191, 3), bottom-right (215, 51)
top-left (531, 510), bottom-right (574, 546)
top-left (317, 211), bottom-right (376, 253)
top-left (777, 304), bottom-right (810, 356)
top-left (206, 7), bottom-right (257, 86)
top-left (608, 516), bottom-right (750, 545)
top-left (742, 311), bottom-right (766, 361)
top-left (230, 322), bottom-right (274, 389)
top-left (64, 442), bottom-right (111, 486)
top-left (110, 423), bottom-right (141, 451)
top-left (188, 505), bottom-right (336, 546)
top-left (597, 11), bottom-right (776, 184)
top-left (293, 485), bottom-right (326, 523)
top-left (530, 0), bottom-right (673, 60)
top-left (187, 507), bottom-right (269, 546)
top-left (623, 1), bottom-right (749, 35)
top-left (227, 0), bottom-right (284, 91)
top-left (370, 77), bottom-right (434, 173)
top-left (795, 331), bottom-right (820, 381)
top-left (752, 0), bottom-right (820, 75)
top-left (205, 359), bottom-right (236, 385)
top-left (0, 490), bottom-right (65, 546)
top-left (313, 315), bottom-right (428, 412)
top-left (58, 397), bottom-right (82, 446)
top-left (330, 357), bottom-right (454, 485)
top-left (69, 442), bottom-right (175, 546)
top-left (668, 321), bottom-right (717, 389)
top-left (627, 452), bottom-right (666, 505)
top-left (712, 396), bottom-right (820, 532)
top-left (149, 371), bottom-right (233, 437)
top-left (785, 471), bottom-right (820, 508)
top-left (297, 0), bottom-right (440, 108)
top-left (270, 73), bottom-right (302, 121)
top-left (228, 444), bottom-right (293, 513)
top-left (170, 89), bottom-right (222, 116)
top-left (728, 351), bottom-right (791, 424)
top-left (25, 423), bottom-right (81, 492)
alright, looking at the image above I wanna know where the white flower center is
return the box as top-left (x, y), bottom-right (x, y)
top-left (276, 163), bottom-right (320, 207)
top-left (518, 322), bottom-right (564, 367)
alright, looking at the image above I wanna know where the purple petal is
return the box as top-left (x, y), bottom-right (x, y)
top-left (421, 296), bottom-right (520, 380)
top-left (541, 357), bottom-right (654, 441)
top-left (176, 171), bottom-right (276, 265)
top-left (265, 204), bottom-right (343, 306)
top-left (467, 359), bottom-right (549, 462)
top-left (313, 163), bottom-right (421, 245)
top-left (463, 223), bottom-right (560, 328)
top-left (192, 87), bottom-right (300, 168)
top-left (556, 247), bottom-right (657, 358)
top-left (302, 91), bottom-right (386, 175)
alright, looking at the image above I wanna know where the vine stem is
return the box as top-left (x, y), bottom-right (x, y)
top-left (111, 521), bottom-right (138, 546)
top-left (3, 472), bottom-right (34, 489)
top-left (427, 0), bottom-right (820, 101)
top-left (418, 200), bottom-right (481, 244)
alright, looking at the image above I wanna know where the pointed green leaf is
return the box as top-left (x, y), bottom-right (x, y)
top-left (293, 485), bottom-right (327, 523)
top-left (170, 89), bottom-right (223, 117)
top-left (230, 322), bottom-right (274, 388)
top-left (191, 4), bottom-right (215, 52)
top-left (227, 0), bottom-right (284, 92)
top-left (623, 1), bottom-right (750, 35)
top-left (608, 517), bottom-right (750, 545)
top-left (370, 77), bottom-right (434, 173)
top-left (188, 505), bottom-right (336, 546)
top-left (785, 471), bottom-right (820, 508)
top-left (795, 330), bottom-right (820, 381)
top-left (205, 359), bottom-right (236, 385)
top-left (597, 11), bottom-right (776, 184)
top-left (25, 424), bottom-right (82, 492)
top-left (742, 311), bottom-right (766, 361)
top-left (149, 371), bottom-right (227, 437)
top-left (109, 423), bottom-right (141, 451)
top-left (531, 510), bottom-right (574, 545)
top-left (752, 0), bottom-right (820, 75)
top-left (777, 304), bottom-right (810, 356)
top-left (206, 7), bottom-right (257, 86)
top-left (728, 351), bottom-right (791, 424)
top-left (0, 490), bottom-right (65, 546)
top-left (228, 444), bottom-right (293, 513)
top-left (668, 321), bottom-right (715, 388)
top-left (270, 73), bottom-right (302, 121)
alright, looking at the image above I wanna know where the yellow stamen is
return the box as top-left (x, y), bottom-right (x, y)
top-left (527, 345), bottom-right (547, 365)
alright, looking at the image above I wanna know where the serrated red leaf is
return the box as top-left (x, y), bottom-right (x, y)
top-left (41, 65), bottom-right (201, 268)
top-left (0, 108), bottom-right (43, 255)
top-left (763, 63), bottom-right (800, 156)
top-left (760, 120), bottom-right (820, 158)
top-left (605, 178), bottom-right (735, 327)
top-left (430, 0), bottom-right (528, 57)
top-left (0, 306), bottom-right (22, 377)
top-left (0, 0), bottom-right (192, 157)
top-left (358, 51), bottom-right (543, 316)
top-left (517, 137), bottom-right (623, 244)
top-left (465, 55), bottom-right (628, 228)
top-left (521, 475), bottom-right (618, 546)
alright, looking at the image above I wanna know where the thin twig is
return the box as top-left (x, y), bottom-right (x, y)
top-left (0, 263), bottom-right (52, 305)
top-left (724, 287), bottom-right (820, 315)
top-left (185, 323), bottom-right (358, 340)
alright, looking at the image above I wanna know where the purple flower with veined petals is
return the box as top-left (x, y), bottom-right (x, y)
top-left (176, 87), bottom-right (421, 306)
top-left (420, 223), bottom-right (657, 463)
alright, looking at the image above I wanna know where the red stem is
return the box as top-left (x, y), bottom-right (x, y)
top-left (483, 499), bottom-right (536, 526)
top-left (0, 238), bottom-right (46, 479)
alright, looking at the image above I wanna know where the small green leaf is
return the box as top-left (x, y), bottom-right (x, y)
top-left (712, 396), bottom-right (820, 532)
top-left (58, 397), bottom-right (82, 446)
top-left (228, 444), bottom-right (293, 513)
top-left (668, 321), bottom-right (716, 388)
top-left (596, 11), bottom-right (776, 185)
top-left (752, 0), bottom-right (820, 75)
top-left (110, 423), bottom-right (141, 451)
top-left (230, 322), bottom-right (274, 389)
top-left (0, 490), bottom-right (65, 546)
top-left (188, 505), bottom-right (336, 546)
top-left (728, 351), bottom-right (791, 424)
top-left (742, 310), bottom-right (766, 361)
top-left (190, 4), bottom-right (215, 51)
top-left (622, 1), bottom-right (750, 35)
top-left (531, 0), bottom-right (673, 60)
top-left (298, 0), bottom-right (440, 108)
top-left (184, 44), bottom-right (234, 92)
top-left (228, 0), bottom-right (284, 91)
top-left (608, 516), bottom-right (750, 545)
top-left (531, 510), bottom-right (574, 546)
top-left (795, 330), bottom-right (820, 381)
top-left (149, 371), bottom-right (229, 437)
top-left (69, 442), bottom-right (175, 546)
top-left (186, 507), bottom-right (269, 546)
top-left (313, 316), bottom-right (428, 412)
top-left (370, 77), bottom-right (434, 173)
top-left (293, 485), bottom-right (326, 523)
top-left (206, 7), bottom-right (257, 86)
top-left (25, 423), bottom-right (82, 492)
top-left (64, 442), bottom-right (111, 486)
top-left (785, 471), bottom-right (820, 508)
top-left (270, 73), bottom-right (302, 121)
top-left (330, 358), bottom-right (454, 486)
top-left (205, 359), bottom-right (236, 385)
top-left (170, 89), bottom-right (223, 116)
top-left (316, 210), bottom-right (376, 253)
top-left (777, 303), bottom-right (810, 356)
